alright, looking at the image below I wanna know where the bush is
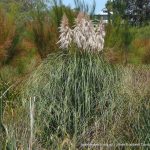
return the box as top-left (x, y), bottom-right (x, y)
top-left (105, 23), bottom-right (150, 64)
top-left (130, 26), bottom-right (150, 64)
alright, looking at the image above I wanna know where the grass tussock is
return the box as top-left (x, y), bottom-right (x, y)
top-left (16, 51), bottom-right (150, 149)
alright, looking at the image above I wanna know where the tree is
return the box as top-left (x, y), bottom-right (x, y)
top-left (111, 0), bottom-right (150, 26)
top-left (112, 0), bottom-right (127, 18)
top-left (105, 0), bottom-right (113, 23)
top-left (126, 0), bottom-right (150, 25)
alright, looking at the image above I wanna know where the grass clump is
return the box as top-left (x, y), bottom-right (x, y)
top-left (23, 51), bottom-right (120, 149)
top-left (22, 50), bottom-right (150, 149)
top-left (0, 50), bottom-right (149, 149)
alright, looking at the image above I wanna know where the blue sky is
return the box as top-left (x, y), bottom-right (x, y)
top-left (62, 0), bottom-right (107, 14)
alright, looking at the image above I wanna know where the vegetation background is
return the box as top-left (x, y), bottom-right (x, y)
top-left (0, 0), bottom-right (150, 149)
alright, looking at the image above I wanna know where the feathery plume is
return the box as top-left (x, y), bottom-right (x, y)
top-left (57, 14), bottom-right (72, 49)
top-left (95, 20), bottom-right (106, 51)
top-left (73, 12), bottom-right (86, 49)
top-left (73, 12), bottom-right (95, 51)
top-left (57, 12), bottom-right (106, 52)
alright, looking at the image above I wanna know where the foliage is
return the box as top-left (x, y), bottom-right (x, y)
top-left (74, 0), bottom-right (96, 16)
top-left (105, 17), bottom-right (150, 64)
top-left (0, 6), bottom-right (16, 65)
top-left (129, 25), bottom-right (150, 64)
top-left (111, 0), bottom-right (150, 26)
top-left (0, 66), bottom-right (18, 149)
top-left (22, 51), bottom-right (150, 149)
top-left (0, 0), bottom-right (150, 149)
top-left (29, 1), bottom-right (77, 59)
top-left (23, 51), bottom-right (120, 149)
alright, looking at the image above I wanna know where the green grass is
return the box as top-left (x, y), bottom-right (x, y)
top-left (21, 51), bottom-right (150, 149)
top-left (105, 24), bottom-right (150, 65)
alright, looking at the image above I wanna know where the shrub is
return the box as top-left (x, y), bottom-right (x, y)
top-left (130, 26), bottom-right (150, 64)
top-left (105, 23), bottom-right (150, 64)
top-left (29, 16), bottom-right (58, 59)
top-left (29, 2), bottom-right (76, 59)
top-left (0, 7), bottom-right (16, 64)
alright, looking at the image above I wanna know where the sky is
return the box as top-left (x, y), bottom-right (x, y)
top-left (62, 0), bottom-right (107, 14)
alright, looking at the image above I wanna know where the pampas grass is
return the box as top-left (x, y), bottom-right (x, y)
top-left (58, 12), bottom-right (106, 52)
top-left (23, 51), bottom-right (119, 149)
top-left (22, 50), bottom-right (150, 149)
top-left (57, 14), bottom-right (73, 49)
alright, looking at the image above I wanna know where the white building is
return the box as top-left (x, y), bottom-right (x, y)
top-left (94, 8), bottom-right (113, 24)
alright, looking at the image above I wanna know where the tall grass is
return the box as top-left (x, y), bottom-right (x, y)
top-left (0, 3), bottom-right (23, 67)
top-left (105, 22), bottom-right (150, 64)
top-left (0, 68), bottom-right (18, 149)
top-left (22, 50), bottom-right (150, 149)
top-left (29, 2), bottom-right (76, 59)
top-left (0, 7), bottom-right (16, 65)
top-left (22, 51), bottom-right (119, 149)
top-left (130, 26), bottom-right (150, 64)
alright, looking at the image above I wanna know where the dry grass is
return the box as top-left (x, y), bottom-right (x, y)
top-left (0, 8), bottom-right (16, 63)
